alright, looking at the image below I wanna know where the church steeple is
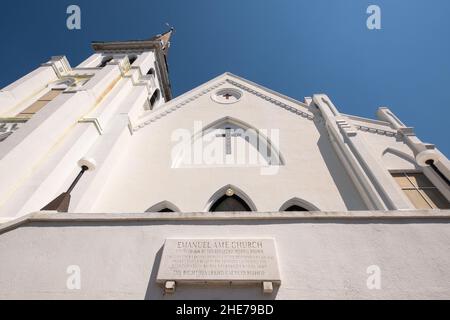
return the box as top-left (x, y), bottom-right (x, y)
top-left (149, 27), bottom-right (174, 57)
top-left (91, 28), bottom-right (174, 101)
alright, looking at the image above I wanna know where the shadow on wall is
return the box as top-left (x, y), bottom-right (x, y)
top-left (315, 123), bottom-right (367, 211)
top-left (144, 246), bottom-right (279, 300)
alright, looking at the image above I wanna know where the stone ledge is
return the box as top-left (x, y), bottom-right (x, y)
top-left (1, 210), bottom-right (450, 235)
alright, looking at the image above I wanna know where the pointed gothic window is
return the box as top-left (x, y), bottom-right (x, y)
top-left (172, 117), bottom-right (284, 169)
top-left (147, 68), bottom-right (155, 76)
top-left (207, 185), bottom-right (256, 212)
top-left (279, 198), bottom-right (319, 212)
top-left (146, 201), bottom-right (180, 213)
top-left (210, 194), bottom-right (252, 212)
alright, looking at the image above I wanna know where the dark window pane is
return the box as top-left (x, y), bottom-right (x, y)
top-left (284, 205), bottom-right (308, 212)
top-left (99, 57), bottom-right (113, 68)
top-left (210, 195), bottom-right (252, 212)
top-left (407, 173), bottom-right (434, 188)
top-left (150, 89), bottom-right (160, 108)
top-left (128, 55), bottom-right (137, 65)
top-left (420, 189), bottom-right (450, 209)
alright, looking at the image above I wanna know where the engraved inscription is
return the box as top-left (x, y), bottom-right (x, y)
top-left (157, 238), bottom-right (281, 283)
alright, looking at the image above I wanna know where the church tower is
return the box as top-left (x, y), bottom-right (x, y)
top-left (0, 30), bottom-right (174, 217)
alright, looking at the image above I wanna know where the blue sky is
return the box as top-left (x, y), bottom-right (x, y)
top-left (0, 0), bottom-right (449, 155)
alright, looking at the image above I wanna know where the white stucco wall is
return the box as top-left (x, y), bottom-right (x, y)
top-left (0, 210), bottom-right (449, 300)
top-left (88, 75), bottom-right (367, 213)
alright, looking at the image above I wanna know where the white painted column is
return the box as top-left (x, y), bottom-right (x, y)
top-left (0, 91), bottom-right (96, 214)
top-left (0, 124), bottom-right (99, 217)
top-left (314, 95), bottom-right (413, 210)
top-left (82, 63), bottom-right (123, 102)
top-left (0, 57), bottom-right (70, 115)
top-left (132, 51), bottom-right (156, 76)
top-left (76, 53), bottom-right (103, 68)
top-left (69, 85), bottom-right (149, 212)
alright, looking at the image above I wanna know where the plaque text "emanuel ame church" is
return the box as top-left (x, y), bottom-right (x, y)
top-left (157, 238), bottom-right (281, 283)
top-left (176, 239), bottom-right (264, 249)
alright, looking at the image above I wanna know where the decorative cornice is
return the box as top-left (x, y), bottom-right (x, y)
top-left (91, 40), bottom-right (162, 53)
top-left (1, 210), bottom-right (450, 235)
top-left (91, 40), bottom-right (172, 101)
top-left (132, 81), bottom-right (227, 132)
top-left (132, 77), bottom-right (315, 133)
top-left (225, 79), bottom-right (314, 120)
top-left (355, 125), bottom-right (400, 138)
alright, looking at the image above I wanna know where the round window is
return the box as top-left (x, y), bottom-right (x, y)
top-left (211, 88), bottom-right (243, 104)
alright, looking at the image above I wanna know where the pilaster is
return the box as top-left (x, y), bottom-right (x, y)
top-left (314, 95), bottom-right (413, 210)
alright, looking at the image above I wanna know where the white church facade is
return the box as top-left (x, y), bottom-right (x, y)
top-left (0, 31), bottom-right (449, 299)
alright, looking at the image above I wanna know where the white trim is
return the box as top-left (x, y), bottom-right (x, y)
top-left (1, 210), bottom-right (450, 235)
top-left (279, 197), bottom-right (320, 212)
top-left (204, 184), bottom-right (258, 212)
top-left (146, 201), bottom-right (181, 212)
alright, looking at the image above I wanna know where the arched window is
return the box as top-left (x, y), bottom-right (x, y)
top-left (99, 56), bottom-right (113, 68)
top-left (146, 201), bottom-right (180, 213)
top-left (171, 116), bottom-right (285, 168)
top-left (145, 201), bottom-right (181, 212)
top-left (279, 198), bottom-right (319, 212)
top-left (128, 55), bottom-right (138, 65)
top-left (149, 89), bottom-right (160, 109)
top-left (147, 68), bottom-right (155, 76)
top-left (210, 194), bottom-right (252, 212)
top-left (206, 185), bottom-right (257, 212)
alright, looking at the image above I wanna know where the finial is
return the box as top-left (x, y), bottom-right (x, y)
top-left (165, 22), bottom-right (175, 34)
